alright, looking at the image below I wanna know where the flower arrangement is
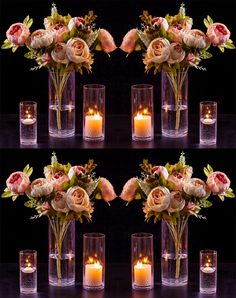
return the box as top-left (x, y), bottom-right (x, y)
top-left (120, 4), bottom-right (235, 133)
top-left (1, 152), bottom-right (116, 282)
top-left (120, 153), bottom-right (235, 280)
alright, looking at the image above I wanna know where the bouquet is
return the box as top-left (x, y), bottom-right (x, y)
top-left (120, 4), bottom-right (235, 132)
top-left (2, 152), bottom-right (116, 283)
top-left (120, 153), bottom-right (235, 281)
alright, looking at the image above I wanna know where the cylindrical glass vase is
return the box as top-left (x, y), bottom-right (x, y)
top-left (161, 218), bottom-right (188, 286)
top-left (48, 219), bottom-right (75, 286)
top-left (48, 70), bottom-right (75, 138)
top-left (19, 250), bottom-right (37, 294)
top-left (200, 101), bottom-right (217, 145)
top-left (161, 70), bottom-right (188, 138)
top-left (19, 101), bottom-right (37, 145)
top-left (200, 250), bottom-right (217, 294)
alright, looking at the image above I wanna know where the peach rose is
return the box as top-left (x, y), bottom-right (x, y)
top-left (6, 23), bottom-right (30, 46)
top-left (168, 171), bottom-right (185, 191)
top-left (51, 191), bottom-right (69, 213)
top-left (66, 186), bottom-right (93, 213)
top-left (120, 29), bottom-right (138, 53)
top-left (51, 43), bottom-right (69, 64)
top-left (50, 171), bottom-right (69, 191)
top-left (206, 171), bottom-right (230, 194)
top-left (183, 178), bottom-right (207, 197)
top-left (68, 17), bottom-right (85, 31)
top-left (50, 24), bottom-right (69, 43)
top-left (152, 17), bottom-right (169, 31)
top-left (167, 191), bottom-right (185, 213)
top-left (152, 166), bottom-right (169, 180)
top-left (6, 171), bottom-right (30, 194)
top-left (167, 42), bottom-right (185, 64)
top-left (99, 177), bottom-right (117, 202)
top-left (29, 29), bottom-right (53, 49)
top-left (120, 177), bottom-right (138, 202)
top-left (29, 178), bottom-right (53, 197)
top-left (144, 38), bottom-right (170, 65)
top-left (66, 38), bottom-right (93, 65)
top-left (168, 23), bottom-right (186, 43)
top-left (99, 29), bottom-right (117, 53)
top-left (183, 29), bottom-right (208, 49)
top-left (144, 186), bottom-right (170, 213)
top-left (206, 23), bottom-right (230, 46)
top-left (68, 166), bottom-right (84, 180)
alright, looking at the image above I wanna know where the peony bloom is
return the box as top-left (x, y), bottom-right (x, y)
top-left (99, 177), bottom-right (117, 202)
top-left (152, 17), bottom-right (169, 31)
top-left (183, 178), bottom-right (208, 197)
top-left (66, 38), bottom-right (93, 65)
top-left (120, 29), bottom-right (138, 53)
top-left (6, 171), bottom-right (30, 194)
top-left (206, 171), bottom-right (230, 194)
top-left (183, 29), bottom-right (208, 49)
top-left (167, 191), bottom-right (185, 213)
top-left (51, 43), bottom-right (69, 64)
top-left (144, 186), bottom-right (170, 213)
top-left (29, 29), bottom-right (53, 49)
top-left (29, 178), bottom-right (53, 197)
top-left (50, 171), bottom-right (69, 191)
top-left (206, 23), bottom-right (230, 46)
top-left (6, 23), bottom-right (30, 46)
top-left (51, 191), bottom-right (69, 213)
top-left (50, 23), bottom-right (69, 43)
top-left (167, 42), bottom-right (185, 64)
top-left (168, 23), bottom-right (186, 43)
top-left (68, 166), bottom-right (84, 180)
top-left (152, 166), bottom-right (169, 180)
top-left (120, 177), bottom-right (138, 202)
top-left (144, 38), bottom-right (170, 65)
top-left (68, 17), bottom-right (85, 31)
top-left (168, 171), bottom-right (185, 191)
top-left (66, 186), bottom-right (93, 213)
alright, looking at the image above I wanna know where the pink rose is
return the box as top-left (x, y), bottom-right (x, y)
top-left (99, 29), bottom-right (117, 53)
top-left (51, 24), bottom-right (69, 43)
top-left (183, 29), bottom-right (209, 49)
top-left (184, 202), bottom-right (200, 216)
top-left (120, 177), bottom-right (138, 202)
top-left (51, 43), bottom-right (69, 64)
top-left (68, 166), bottom-right (84, 180)
top-left (66, 186), bottom-right (93, 213)
top-left (206, 23), bottom-right (230, 46)
top-left (168, 171), bottom-right (185, 191)
top-left (167, 191), bottom-right (185, 213)
top-left (36, 53), bottom-right (52, 66)
top-left (152, 166), bottom-right (169, 180)
top-left (168, 23), bottom-right (185, 43)
top-left (152, 17), bottom-right (169, 31)
top-left (183, 178), bottom-right (208, 197)
top-left (206, 171), bottom-right (230, 194)
top-left (6, 23), bottom-right (30, 46)
top-left (144, 186), bottom-right (170, 213)
top-left (186, 53), bottom-right (201, 68)
top-left (51, 191), bottom-right (69, 213)
top-left (29, 29), bottom-right (53, 49)
top-left (50, 171), bottom-right (69, 191)
top-left (120, 29), bottom-right (138, 53)
top-left (6, 171), bottom-right (30, 194)
top-left (99, 177), bottom-right (116, 202)
top-left (29, 178), bottom-right (53, 197)
top-left (167, 42), bottom-right (185, 64)
top-left (36, 202), bottom-right (52, 216)
top-left (144, 38), bottom-right (170, 65)
top-left (68, 17), bottom-right (85, 31)
top-left (66, 38), bottom-right (93, 65)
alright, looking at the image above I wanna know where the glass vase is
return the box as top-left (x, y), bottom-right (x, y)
top-left (48, 70), bottom-right (75, 138)
top-left (161, 217), bottom-right (188, 287)
top-left (161, 69), bottom-right (188, 138)
top-left (48, 218), bottom-right (75, 286)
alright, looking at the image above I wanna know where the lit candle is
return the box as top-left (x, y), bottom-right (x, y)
top-left (202, 113), bottom-right (215, 125)
top-left (85, 111), bottom-right (103, 138)
top-left (134, 111), bottom-right (152, 138)
top-left (21, 262), bottom-right (35, 274)
top-left (85, 260), bottom-right (103, 286)
top-left (202, 262), bottom-right (215, 273)
top-left (22, 113), bottom-right (35, 125)
top-left (134, 261), bottom-right (152, 286)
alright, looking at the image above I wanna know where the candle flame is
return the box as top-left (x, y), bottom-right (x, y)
top-left (94, 261), bottom-right (101, 268)
top-left (136, 261), bottom-right (144, 268)
top-left (88, 257), bottom-right (94, 263)
top-left (143, 108), bottom-right (148, 115)
top-left (88, 108), bottom-right (94, 115)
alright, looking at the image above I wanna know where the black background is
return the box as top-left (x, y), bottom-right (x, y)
top-left (0, 0), bottom-right (235, 265)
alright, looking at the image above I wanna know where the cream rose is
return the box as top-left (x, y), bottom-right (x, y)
top-left (167, 191), bottom-right (185, 213)
top-left (152, 17), bottom-right (169, 31)
top-left (144, 186), bottom-right (170, 213)
top-left (6, 171), bottom-right (30, 194)
top-left (167, 43), bottom-right (185, 64)
top-left (99, 177), bottom-right (116, 202)
top-left (183, 178), bottom-right (207, 197)
top-left (152, 166), bottom-right (169, 180)
top-left (51, 191), bottom-right (69, 213)
top-left (29, 178), bottom-right (53, 197)
top-left (29, 29), bottom-right (53, 49)
top-left (120, 29), bottom-right (138, 53)
top-left (120, 177), bottom-right (138, 202)
top-left (206, 23), bottom-right (230, 46)
top-left (68, 17), bottom-right (85, 31)
top-left (6, 23), bottom-right (30, 46)
top-left (50, 171), bottom-right (69, 191)
top-left (68, 166), bottom-right (84, 180)
top-left (66, 38), bottom-right (93, 65)
top-left (99, 29), bottom-right (117, 53)
top-left (206, 171), bottom-right (230, 194)
top-left (51, 24), bottom-right (69, 43)
top-left (51, 43), bottom-right (69, 64)
top-left (144, 38), bottom-right (170, 65)
top-left (168, 171), bottom-right (185, 191)
top-left (183, 29), bottom-right (208, 49)
top-left (168, 23), bottom-right (185, 43)
top-left (66, 186), bottom-right (93, 213)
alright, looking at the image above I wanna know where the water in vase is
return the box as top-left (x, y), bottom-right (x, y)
top-left (20, 266), bottom-right (37, 293)
top-left (200, 118), bottom-right (217, 145)
top-left (20, 118), bottom-right (37, 145)
top-left (200, 266), bottom-right (217, 293)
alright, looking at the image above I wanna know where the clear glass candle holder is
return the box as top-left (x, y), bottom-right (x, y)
top-left (83, 233), bottom-right (105, 290)
top-left (19, 250), bottom-right (37, 294)
top-left (131, 84), bottom-right (154, 142)
top-left (19, 101), bottom-right (37, 145)
top-left (200, 250), bottom-right (217, 294)
top-left (83, 84), bottom-right (105, 142)
top-left (200, 101), bottom-right (217, 145)
top-left (131, 233), bottom-right (154, 290)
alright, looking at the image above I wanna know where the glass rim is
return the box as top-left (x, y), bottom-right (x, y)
top-left (200, 249), bottom-right (217, 255)
top-left (131, 232), bottom-right (153, 239)
top-left (20, 101), bottom-right (37, 106)
top-left (83, 233), bottom-right (106, 239)
top-left (19, 249), bottom-right (37, 255)
top-left (200, 101), bottom-right (217, 106)
top-left (83, 84), bottom-right (105, 90)
top-left (131, 84), bottom-right (153, 90)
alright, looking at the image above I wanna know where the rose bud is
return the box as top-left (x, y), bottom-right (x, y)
top-left (120, 29), bottom-right (138, 53)
top-left (68, 166), bottom-right (84, 180)
top-left (68, 17), bottom-right (85, 31)
top-left (152, 166), bottom-right (169, 180)
top-left (120, 177), bottom-right (138, 202)
top-left (99, 177), bottom-right (117, 202)
top-left (152, 17), bottom-right (169, 31)
top-left (99, 29), bottom-right (117, 53)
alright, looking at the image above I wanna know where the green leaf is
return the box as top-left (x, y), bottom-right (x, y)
top-left (218, 194), bottom-right (225, 201)
top-left (203, 167), bottom-right (209, 177)
top-left (203, 18), bottom-right (210, 29)
top-left (23, 164), bottom-right (30, 173)
top-left (207, 164), bottom-right (214, 174)
top-left (218, 46), bottom-right (225, 53)
top-left (200, 200), bottom-right (212, 208)
top-left (135, 193), bottom-right (142, 200)
top-left (27, 18), bottom-right (33, 29)
top-left (1, 191), bottom-right (13, 198)
top-left (27, 167), bottom-right (33, 177)
top-left (24, 52), bottom-right (35, 59)
top-left (95, 192), bottom-right (102, 200)
top-left (207, 15), bottom-right (214, 25)
top-left (1, 39), bottom-right (12, 49)
top-left (224, 42), bottom-right (235, 50)
top-left (24, 200), bottom-right (35, 208)
top-left (201, 51), bottom-right (213, 59)
top-left (23, 15), bottom-right (30, 24)
top-left (12, 46), bottom-right (19, 53)
top-left (12, 195), bottom-right (19, 201)
top-left (224, 190), bottom-right (235, 198)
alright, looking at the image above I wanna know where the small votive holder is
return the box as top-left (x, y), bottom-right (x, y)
top-left (83, 233), bottom-right (105, 290)
top-left (83, 84), bottom-right (105, 141)
top-left (200, 250), bottom-right (217, 294)
top-left (20, 101), bottom-right (37, 145)
top-left (132, 84), bottom-right (154, 142)
top-left (131, 233), bottom-right (154, 290)
top-left (19, 250), bottom-right (37, 294)
top-left (200, 101), bottom-right (217, 145)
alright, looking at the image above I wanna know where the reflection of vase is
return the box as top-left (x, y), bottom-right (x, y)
top-left (161, 217), bottom-right (188, 287)
top-left (48, 70), bottom-right (75, 138)
top-left (161, 69), bottom-right (188, 138)
top-left (48, 218), bottom-right (75, 286)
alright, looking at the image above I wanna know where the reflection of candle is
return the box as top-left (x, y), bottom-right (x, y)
top-left (85, 260), bottom-right (103, 286)
top-left (85, 112), bottom-right (103, 138)
top-left (134, 112), bottom-right (151, 138)
top-left (134, 261), bottom-right (152, 286)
